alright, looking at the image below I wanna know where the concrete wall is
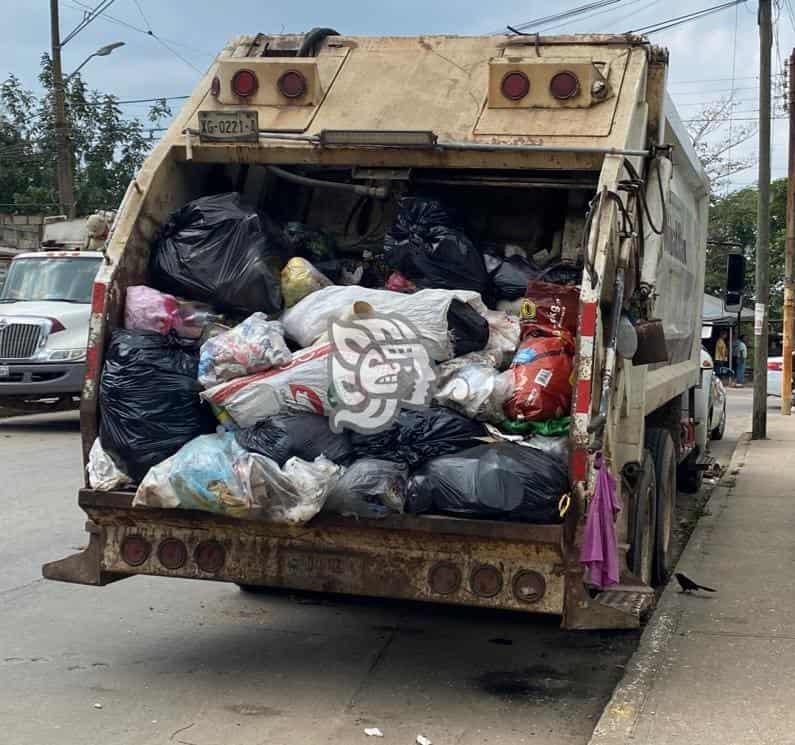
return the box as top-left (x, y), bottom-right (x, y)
top-left (0, 213), bottom-right (45, 251)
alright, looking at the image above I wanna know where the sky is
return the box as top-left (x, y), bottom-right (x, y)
top-left (2, 0), bottom-right (793, 192)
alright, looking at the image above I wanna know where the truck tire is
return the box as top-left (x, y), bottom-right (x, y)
top-left (627, 450), bottom-right (656, 586)
top-left (646, 428), bottom-right (677, 585)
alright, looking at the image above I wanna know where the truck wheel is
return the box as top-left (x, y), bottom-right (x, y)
top-left (646, 428), bottom-right (677, 585)
top-left (627, 450), bottom-right (656, 586)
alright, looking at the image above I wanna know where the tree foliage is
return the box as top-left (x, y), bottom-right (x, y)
top-left (0, 54), bottom-right (170, 215)
top-left (704, 178), bottom-right (787, 318)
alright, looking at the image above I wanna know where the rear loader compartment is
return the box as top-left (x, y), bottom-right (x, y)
top-left (43, 33), bottom-right (709, 630)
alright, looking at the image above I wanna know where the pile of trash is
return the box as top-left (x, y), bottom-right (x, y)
top-left (90, 191), bottom-right (578, 526)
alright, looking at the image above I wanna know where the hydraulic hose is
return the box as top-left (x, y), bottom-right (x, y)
top-left (266, 165), bottom-right (389, 199)
top-left (297, 27), bottom-right (340, 57)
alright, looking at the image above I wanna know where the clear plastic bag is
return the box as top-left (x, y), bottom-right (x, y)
top-left (281, 257), bottom-right (333, 308)
top-left (198, 313), bottom-right (291, 388)
top-left (325, 459), bottom-right (408, 518)
top-left (249, 454), bottom-right (342, 524)
top-left (125, 286), bottom-right (222, 339)
top-left (87, 438), bottom-right (132, 491)
top-left (133, 433), bottom-right (258, 518)
top-left (434, 363), bottom-right (512, 422)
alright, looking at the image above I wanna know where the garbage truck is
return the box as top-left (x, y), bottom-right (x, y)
top-left (44, 32), bottom-right (710, 629)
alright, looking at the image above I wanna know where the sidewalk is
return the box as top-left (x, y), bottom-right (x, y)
top-left (590, 413), bottom-right (795, 745)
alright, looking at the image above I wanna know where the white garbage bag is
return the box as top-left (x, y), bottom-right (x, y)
top-left (434, 362), bottom-right (512, 422)
top-left (280, 285), bottom-right (488, 361)
top-left (87, 438), bottom-right (132, 491)
top-left (201, 342), bottom-right (332, 427)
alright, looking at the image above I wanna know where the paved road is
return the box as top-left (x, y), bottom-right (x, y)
top-left (0, 391), bottom-right (753, 745)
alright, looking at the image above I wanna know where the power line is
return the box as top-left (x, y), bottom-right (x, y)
top-left (131, 0), bottom-right (151, 31)
top-left (538, 0), bottom-right (650, 33)
top-left (65, 0), bottom-right (214, 58)
top-left (628, 0), bottom-right (748, 34)
top-left (61, 0), bottom-right (117, 46)
top-left (496, 0), bottom-right (625, 34)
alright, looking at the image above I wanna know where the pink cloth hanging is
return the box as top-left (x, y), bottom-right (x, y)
top-left (579, 452), bottom-right (621, 588)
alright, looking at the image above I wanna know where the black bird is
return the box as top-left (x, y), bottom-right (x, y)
top-left (675, 572), bottom-right (716, 594)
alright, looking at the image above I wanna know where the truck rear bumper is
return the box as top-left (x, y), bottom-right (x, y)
top-left (43, 489), bottom-right (650, 629)
top-left (0, 361), bottom-right (85, 397)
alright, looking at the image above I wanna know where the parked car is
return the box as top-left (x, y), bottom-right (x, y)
top-left (767, 355), bottom-right (795, 397)
top-left (694, 348), bottom-right (726, 449)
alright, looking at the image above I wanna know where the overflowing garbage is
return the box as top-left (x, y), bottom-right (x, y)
top-left (95, 189), bottom-right (584, 527)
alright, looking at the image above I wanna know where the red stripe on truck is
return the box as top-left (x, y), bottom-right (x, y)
top-left (84, 281), bottom-right (107, 384)
top-left (570, 447), bottom-right (588, 482)
top-left (579, 301), bottom-right (597, 337)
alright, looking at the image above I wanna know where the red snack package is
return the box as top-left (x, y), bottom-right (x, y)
top-left (503, 330), bottom-right (575, 422)
top-left (520, 280), bottom-right (580, 337)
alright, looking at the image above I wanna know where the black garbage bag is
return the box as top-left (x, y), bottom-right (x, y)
top-left (538, 261), bottom-right (583, 286)
top-left (490, 255), bottom-right (539, 300)
top-left (349, 407), bottom-right (488, 467)
top-left (150, 192), bottom-right (282, 315)
top-left (384, 197), bottom-right (489, 295)
top-left (282, 222), bottom-right (337, 261)
top-left (447, 298), bottom-right (489, 356)
top-left (405, 442), bottom-right (567, 522)
top-left (324, 459), bottom-right (409, 518)
top-left (99, 330), bottom-right (213, 483)
top-left (235, 414), bottom-right (355, 466)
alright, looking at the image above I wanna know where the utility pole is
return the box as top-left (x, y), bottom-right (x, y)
top-left (783, 48), bottom-right (795, 415)
top-left (753, 0), bottom-right (772, 439)
top-left (49, 0), bottom-right (76, 218)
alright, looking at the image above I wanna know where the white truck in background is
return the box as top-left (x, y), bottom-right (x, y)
top-left (0, 214), bottom-right (110, 413)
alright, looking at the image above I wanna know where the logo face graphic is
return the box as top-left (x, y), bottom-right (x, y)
top-left (328, 313), bottom-right (436, 433)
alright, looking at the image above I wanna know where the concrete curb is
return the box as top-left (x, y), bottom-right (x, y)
top-left (587, 433), bottom-right (752, 745)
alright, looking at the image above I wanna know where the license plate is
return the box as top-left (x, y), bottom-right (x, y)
top-left (0, 365), bottom-right (9, 378)
top-left (198, 110), bottom-right (258, 142)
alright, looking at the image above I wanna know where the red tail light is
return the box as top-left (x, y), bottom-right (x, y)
top-left (769, 360), bottom-right (783, 371)
top-left (277, 70), bottom-right (308, 99)
top-left (231, 69), bottom-right (259, 98)
top-left (194, 541), bottom-right (226, 574)
top-left (500, 71), bottom-right (530, 101)
top-left (157, 538), bottom-right (188, 570)
top-left (121, 535), bottom-right (151, 567)
top-left (550, 71), bottom-right (580, 100)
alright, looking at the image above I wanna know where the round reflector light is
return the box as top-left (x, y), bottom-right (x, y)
top-left (512, 570), bottom-right (546, 603)
top-left (231, 69), bottom-right (259, 98)
top-left (157, 538), bottom-right (188, 570)
top-left (195, 540), bottom-right (226, 574)
top-left (277, 70), bottom-right (308, 99)
top-left (550, 71), bottom-right (580, 100)
top-left (428, 562), bottom-right (462, 595)
top-left (121, 535), bottom-right (151, 567)
top-left (210, 76), bottom-right (220, 97)
top-left (470, 564), bottom-right (503, 598)
top-left (500, 71), bottom-right (530, 101)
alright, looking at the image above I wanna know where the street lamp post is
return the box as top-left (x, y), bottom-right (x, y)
top-left (48, 0), bottom-right (124, 218)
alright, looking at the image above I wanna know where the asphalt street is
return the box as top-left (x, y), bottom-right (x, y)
top-left (0, 389), bottom-right (752, 745)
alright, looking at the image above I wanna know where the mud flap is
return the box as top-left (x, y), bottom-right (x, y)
top-left (42, 523), bottom-right (127, 586)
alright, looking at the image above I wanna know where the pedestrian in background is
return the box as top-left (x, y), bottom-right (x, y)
top-left (734, 335), bottom-right (748, 387)
top-left (715, 329), bottom-right (730, 379)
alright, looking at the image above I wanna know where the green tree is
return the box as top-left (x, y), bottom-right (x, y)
top-left (0, 54), bottom-right (170, 215)
top-left (704, 178), bottom-right (787, 318)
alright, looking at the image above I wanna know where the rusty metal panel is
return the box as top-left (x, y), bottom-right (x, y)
top-left (90, 508), bottom-right (566, 615)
